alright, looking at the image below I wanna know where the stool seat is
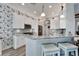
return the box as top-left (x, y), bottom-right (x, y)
top-left (42, 44), bottom-right (59, 52)
top-left (58, 43), bottom-right (78, 49)
top-left (41, 44), bottom-right (60, 56)
top-left (58, 43), bottom-right (78, 56)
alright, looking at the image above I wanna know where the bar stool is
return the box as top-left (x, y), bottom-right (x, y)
top-left (41, 44), bottom-right (60, 56)
top-left (58, 43), bottom-right (78, 56)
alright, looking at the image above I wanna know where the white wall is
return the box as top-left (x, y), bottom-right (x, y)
top-left (75, 18), bottom-right (79, 31)
top-left (74, 4), bottom-right (79, 14)
top-left (74, 4), bottom-right (79, 32)
top-left (65, 4), bottom-right (75, 36)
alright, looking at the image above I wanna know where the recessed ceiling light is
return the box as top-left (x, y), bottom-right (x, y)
top-left (34, 11), bottom-right (37, 14)
top-left (49, 5), bottom-right (52, 8)
top-left (21, 3), bottom-right (24, 5)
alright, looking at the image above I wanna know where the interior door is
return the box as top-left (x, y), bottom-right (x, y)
top-left (38, 25), bottom-right (43, 36)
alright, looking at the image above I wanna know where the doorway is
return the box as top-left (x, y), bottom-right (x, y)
top-left (38, 25), bottom-right (43, 36)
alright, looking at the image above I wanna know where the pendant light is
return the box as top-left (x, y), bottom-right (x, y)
top-left (21, 3), bottom-right (24, 5)
top-left (60, 5), bottom-right (65, 18)
top-left (41, 4), bottom-right (46, 17)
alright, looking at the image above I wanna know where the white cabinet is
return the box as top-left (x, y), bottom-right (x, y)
top-left (50, 17), bottom-right (60, 29)
top-left (0, 39), bottom-right (2, 55)
top-left (13, 13), bottom-right (24, 28)
top-left (74, 36), bottom-right (79, 41)
top-left (60, 18), bottom-right (66, 28)
top-left (13, 34), bottom-right (25, 49)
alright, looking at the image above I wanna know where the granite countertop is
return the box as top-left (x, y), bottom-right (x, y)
top-left (26, 36), bottom-right (74, 40)
top-left (14, 33), bottom-right (33, 36)
top-left (14, 33), bottom-right (73, 40)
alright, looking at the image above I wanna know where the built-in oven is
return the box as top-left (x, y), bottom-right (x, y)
top-left (24, 24), bottom-right (31, 29)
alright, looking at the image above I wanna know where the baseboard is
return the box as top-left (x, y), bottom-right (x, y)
top-left (2, 46), bottom-right (13, 51)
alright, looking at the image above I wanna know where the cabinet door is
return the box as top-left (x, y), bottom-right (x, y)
top-left (60, 18), bottom-right (66, 28)
top-left (50, 17), bottom-right (60, 29)
top-left (13, 35), bottom-right (25, 49)
top-left (13, 13), bottom-right (24, 28)
top-left (0, 40), bottom-right (2, 55)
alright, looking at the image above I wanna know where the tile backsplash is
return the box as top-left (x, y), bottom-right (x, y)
top-left (0, 4), bottom-right (13, 50)
top-left (0, 3), bottom-right (35, 50)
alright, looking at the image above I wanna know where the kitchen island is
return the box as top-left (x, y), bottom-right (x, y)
top-left (26, 36), bottom-right (74, 56)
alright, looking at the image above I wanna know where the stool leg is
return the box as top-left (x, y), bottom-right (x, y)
top-left (75, 49), bottom-right (78, 56)
top-left (42, 51), bottom-right (44, 56)
top-left (58, 51), bottom-right (60, 56)
top-left (65, 50), bottom-right (68, 56)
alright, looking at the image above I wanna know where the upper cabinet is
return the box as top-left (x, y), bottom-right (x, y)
top-left (50, 17), bottom-right (60, 29)
top-left (60, 18), bottom-right (66, 29)
top-left (50, 17), bottom-right (66, 29)
top-left (24, 17), bottom-right (33, 25)
top-left (13, 13), bottom-right (24, 28)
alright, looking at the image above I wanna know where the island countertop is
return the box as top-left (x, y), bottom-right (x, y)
top-left (26, 36), bottom-right (74, 56)
top-left (26, 36), bottom-right (74, 40)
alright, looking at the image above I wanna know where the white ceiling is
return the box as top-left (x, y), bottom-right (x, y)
top-left (9, 3), bottom-right (64, 18)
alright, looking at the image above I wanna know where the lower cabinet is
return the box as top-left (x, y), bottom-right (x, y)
top-left (74, 36), bottom-right (79, 41)
top-left (0, 39), bottom-right (2, 55)
top-left (13, 35), bottom-right (25, 49)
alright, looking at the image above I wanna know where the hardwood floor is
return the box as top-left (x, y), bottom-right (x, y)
top-left (2, 45), bottom-right (79, 56)
top-left (2, 46), bottom-right (26, 56)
